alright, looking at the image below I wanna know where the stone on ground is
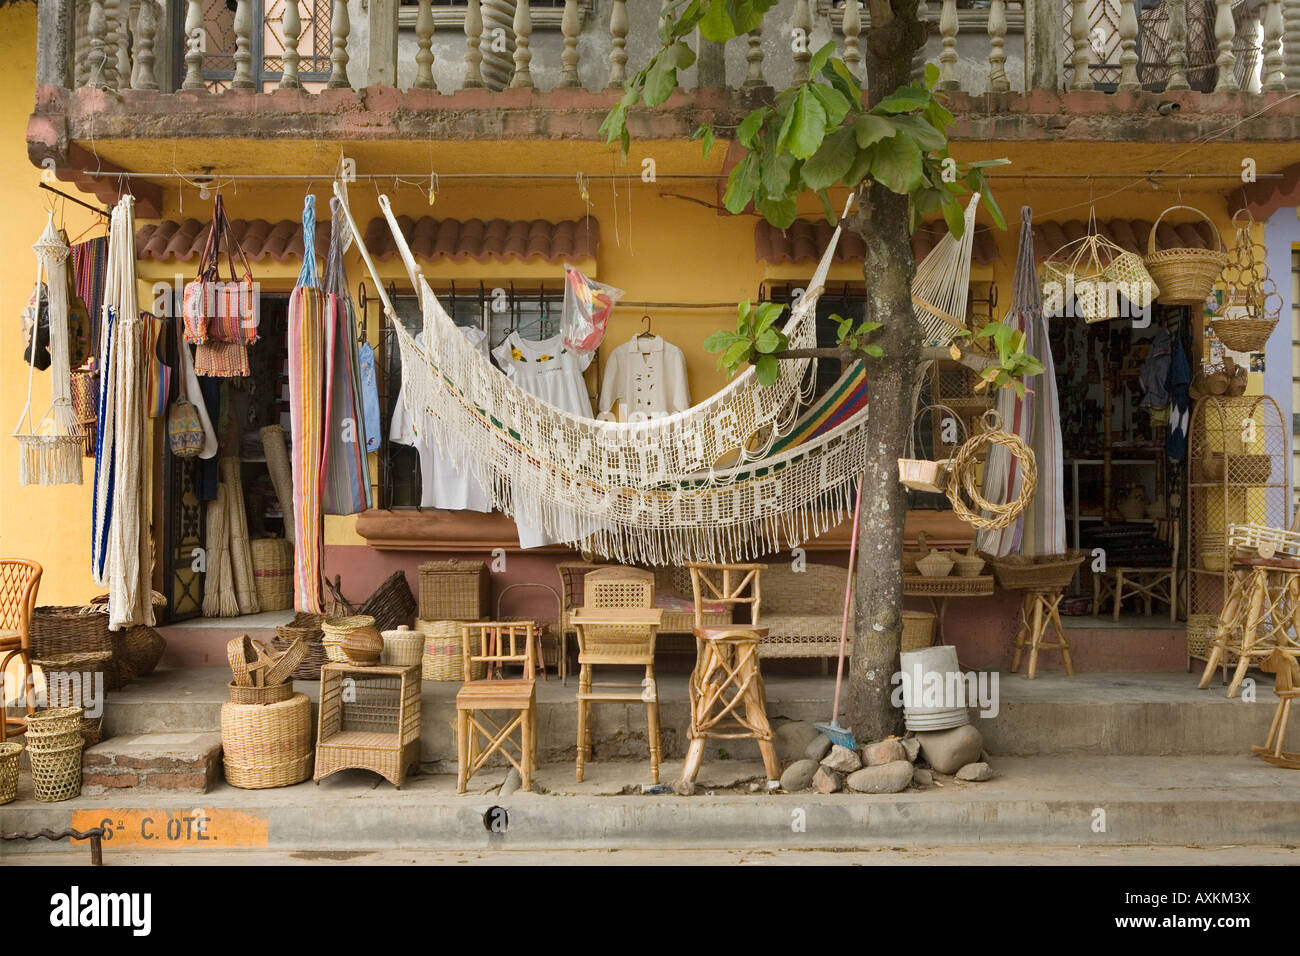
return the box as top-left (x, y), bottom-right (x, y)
top-left (500, 768), bottom-right (522, 796)
top-left (83, 732), bottom-right (222, 794)
top-left (900, 736), bottom-right (921, 763)
top-left (774, 721), bottom-right (822, 761)
top-left (861, 736), bottom-right (907, 767)
top-left (820, 744), bottom-right (862, 773)
top-left (812, 766), bottom-right (843, 794)
top-left (780, 758), bottom-right (819, 792)
top-left (846, 760), bottom-right (913, 794)
top-left (956, 762), bottom-right (993, 782)
top-left (912, 767), bottom-right (934, 788)
top-left (804, 734), bottom-right (832, 762)
top-left (916, 724), bottom-right (984, 774)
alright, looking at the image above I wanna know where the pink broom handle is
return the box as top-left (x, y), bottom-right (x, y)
top-left (830, 478), bottom-right (864, 725)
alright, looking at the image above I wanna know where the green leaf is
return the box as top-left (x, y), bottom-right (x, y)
top-left (754, 302), bottom-right (785, 332)
top-left (941, 195), bottom-right (966, 239)
top-left (890, 114), bottom-right (947, 152)
top-left (853, 114), bottom-right (896, 149)
top-left (722, 339), bottom-right (753, 369)
top-left (703, 330), bottom-right (737, 353)
top-left (778, 86), bottom-right (827, 160)
top-left (755, 192), bottom-right (798, 228)
top-left (722, 155), bottom-right (758, 214)
top-left (725, 0), bottom-right (775, 36)
top-left (873, 86), bottom-right (931, 114)
top-left (736, 107), bottom-right (767, 147)
top-left (643, 59), bottom-right (677, 107)
top-left (864, 345), bottom-right (884, 357)
top-left (967, 158), bottom-right (1012, 169)
top-left (672, 41), bottom-right (697, 70)
top-left (699, 0), bottom-right (735, 42)
top-left (842, 147), bottom-right (874, 188)
top-left (816, 188), bottom-right (837, 226)
top-left (924, 62), bottom-right (940, 90)
top-left (737, 299), bottom-right (752, 327)
top-left (760, 149), bottom-right (797, 199)
top-left (829, 59), bottom-right (863, 104)
top-left (870, 133), bottom-right (924, 194)
top-left (923, 98), bottom-right (955, 131)
top-left (755, 353), bottom-right (780, 386)
top-left (694, 123), bottom-right (715, 158)
top-left (810, 84), bottom-right (852, 127)
top-left (807, 41), bottom-right (836, 81)
top-left (754, 327), bottom-right (782, 353)
top-left (975, 173), bottom-right (1007, 231)
top-left (801, 127), bottom-right (857, 191)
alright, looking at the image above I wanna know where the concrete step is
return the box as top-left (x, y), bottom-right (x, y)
top-left (81, 732), bottom-right (223, 795)
top-left (3, 755), bottom-right (1299, 853)
top-left (101, 667), bottom-right (1283, 759)
top-left (157, 611), bottom-right (296, 669)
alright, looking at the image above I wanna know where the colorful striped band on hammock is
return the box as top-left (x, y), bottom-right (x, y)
top-left (289, 196), bottom-right (325, 613)
top-left (768, 362), bottom-right (868, 456)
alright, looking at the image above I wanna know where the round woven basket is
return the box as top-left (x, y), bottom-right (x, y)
top-left (321, 615), bottom-right (377, 664)
top-left (227, 680), bottom-right (294, 706)
top-left (382, 626), bottom-right (425, 667)
top-left (275, 612), bottom-right (327, 680)
top-left (25, 706), bottom-right (84, 737)
top-left (1144, 206), bottom-right (1228, 306)
top-left (122, 625), bottom-right (166, 677)
top-left (1212, 314), bottom-right (1277, 352)
top-left (0, 742), bottom-right (22, 805)
top-left (220, 693), bottom-right (313, 789)
top-left (250, 537), bottom-right (294, 613)
top-left (1187, 612), bottom-right (1238, 664)
top-left (419, 619), bottom-right (484, 681)
top-left (24, 727), bottom-right (84, 750)
top-left (30, 739), bottom-right (83, 802)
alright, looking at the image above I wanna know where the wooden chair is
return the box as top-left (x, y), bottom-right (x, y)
top-left (455, 622), bottom-right (537, 794)
top-left (680, 563), bottom-right (780, 793)
top-left (573, 567), bottom-right (663, 783)
top-left (1010, 588), bottom-right (1074, 679)
top-left (0, 559), bottom-right (41, 742)
top-left (1093, 520), bottom-right (1180, 621)
top-left (556, 561), bottom-right (605, 685)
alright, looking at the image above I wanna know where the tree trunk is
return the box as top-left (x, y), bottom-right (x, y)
top-left (844, 1), bottom-right (927, 742)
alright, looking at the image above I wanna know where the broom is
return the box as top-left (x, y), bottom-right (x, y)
top-left (221, 456), bottom-right (261, 616)
top-left (202, 485), bottom-right (240, 618)
top-left (813, 478), bottom-right (864, 751)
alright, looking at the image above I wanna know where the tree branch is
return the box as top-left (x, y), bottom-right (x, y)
top-left (773, 347), bottom-right (861, 364)
top-left (920, 346), bottom-right (999, 373)
top-left (774, 345), bottom-right (999, 375)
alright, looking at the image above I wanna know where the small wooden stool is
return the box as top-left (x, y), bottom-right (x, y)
top-left (1251, 649), bottom-right (1300, 768)
top-left (1199, 560), bottom-right (1300, 698)
top-left (1010, 588), bottom-right (1073, 679)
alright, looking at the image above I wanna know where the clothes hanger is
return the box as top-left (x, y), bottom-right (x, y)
top-left (636, 313), bottom-right (654, 339)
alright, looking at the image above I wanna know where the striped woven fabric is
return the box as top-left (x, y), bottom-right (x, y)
top-left (194, 340), bottom-right (249, 377)
top-left (72, 236), bottom-right (108, 357)
top-left (289, 196), bottom-right (325, 613)
top-left (768, 362), bottom-right (868, 456)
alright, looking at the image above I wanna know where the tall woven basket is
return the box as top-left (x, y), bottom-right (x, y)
top-left (360, 570), bottom-right (418, 633)
top-left (419, 619), bottom-right (485, 681)
top-left (26, 711), bottom-right (85, 803)
top-left (220, 693), bottom-right (313, 789)
top-left (418, 560), bottom-right (489, 620)
top-left (1144, 206), bottom-right (1228, 306)
top-left (250, 537), bottom-right (294, 612)
top-left (0, 742), bottom-right (22, 805)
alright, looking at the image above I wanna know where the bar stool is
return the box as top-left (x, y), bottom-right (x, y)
top-left (1198, 557), bottom-right (1300, 699)
top-left (678, 563), bottom-right (780, 794)
top-left (1010, 588), bottom-right (1073, 679)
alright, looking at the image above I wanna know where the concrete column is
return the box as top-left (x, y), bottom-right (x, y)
top-left (37, 0), bottom-right (75, 88)
top-left (367, 0), bottom-right (399, 87)
top-left (697, 36), bottom-right (725, 88)
top-left (1025, 0), bottom-right (1061, 90)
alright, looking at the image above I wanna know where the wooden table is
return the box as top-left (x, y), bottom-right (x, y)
top-left (903, 574), bottom-right (995, 645)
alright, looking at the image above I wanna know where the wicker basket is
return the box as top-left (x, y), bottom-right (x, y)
top-left (1201, 452), bottom-right (1272, 484)
top-left (382, 626), bottom-right (425, 667)
top-left (29, 739), bottom-right (83, 802)
top-left (0, 742), bottom-right (21, 805)
top-left (122, 625), bottom-right (166, 677)
top-left (250, 537), bottom-right (294, 613)
top-left (321, 615), bottom-right (377, 664)
top-left (228, 680), bottom-right (294, 706)
top-left (220, 693), bottom-right (313, 789)
top-left (418, 560), bottom-right (489, 621)
top-left (1211, 314), bottom-right (1277, 352)
top-left (25, 706), bottom-right (85, 737)
top-left (901, 611), bottom-right (935, 652)
top-left (1186, 612), bottom-right (1238, 664)
top-left (950, 553), bottom-right (986, 578)
top-left (1144, 206), bottom-right (1229, 306)
top-left (275, 612), bottom-right (327, 680)
top-left (419, 619), bottom-right (485, 681)
top-left (984, 551), bottom-right (1085, 590)
top-left (898, 458), bottom-right (952, 494)
top-left (360, 571), bottom-right (418, 633)
top-left (915, 552), bottom-right (954, 578)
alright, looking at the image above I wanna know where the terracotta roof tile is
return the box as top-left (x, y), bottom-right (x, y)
top-left (1035, 217), bottom-right (1219, 258)
top-left (755, 219), bottom-right (1002, 267)
top-left (137, 216), bottom-right (600, 264)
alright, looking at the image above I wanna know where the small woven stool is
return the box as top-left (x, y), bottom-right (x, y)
top-left (1251, 649), bottom-right (1300, 768)
top-left (1198, 559), bottom-right (1300, 698)
top-left (1010, 588), bottom-right (1073, 679)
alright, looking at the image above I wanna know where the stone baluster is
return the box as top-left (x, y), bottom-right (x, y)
top-left (232, 0), bottom-right (255, 88)
top-left (108, 0), bottom-right (127, 88)
top-left (75, 0), bottom-right (90, 88)
top-left (510, 0), bottom-right (533, 88)
top-left (1166, 0), bottom-right (1190, 90)
top-left (793, 0), bottom-right (812, 81)
top-left (182, 0), bottom-right (205, 89)
top-left (132, 0), bottom-right (159, 90)
top-left (101, 0), bottom-right (120, 87)
top-left (327, 0), bottom-right (351, 89)
top-left (843, 0), bottom-right (862, 78)
top-left (87, 0), bottom-right (111, 88)
top-left (609, 0), bottom-right (628, 88)
top-left (559, 0), bottom-right (580, 87)
top-left (414, 0), bottom-right (437, 90)
top-left (464, 0), bottom-right (485, 89)
top-left (479, 0), bottom-right (514, 91)
top-left (1285, 0), bottom-right (1300, 89)
top-left (1263, 0), bottom-right (1286, 90)
top-left (938, 0), bottom-right (959, 90)
top-left (1213, 0), bottom-right (1238, 91)
top-left (1117, 0), bottom-right (1139, 91)
top-left (1070, 0), bottom-right (1092, 91)
top-left (281, 0), bottom-right (302, 89)
top-left (116, 0), bottom-right (131, 84)
top-left (988, 0), bottom-right (1010, 92)
top-left (744, 19), bottom-right (766, 87)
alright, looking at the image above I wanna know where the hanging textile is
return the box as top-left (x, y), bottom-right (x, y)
top-left (14, 214), bottom-right (82, 485)
top-left (321, 198), bottom-right (373, 515)
top-left (91, 196), bottom-right (154, 630)
top-left (1167, 334), bottom-right (1192, 462)
top-left (288, 196), bottom-right (326, 612)
top-left (72, 235), bottom-right (108, 357)
top-left (977, 207), bottom-right (1065, 557)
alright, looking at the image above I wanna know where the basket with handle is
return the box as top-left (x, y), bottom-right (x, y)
top-left (898, 404), bottom-right (966, 494)
top-left (1042, 219), bottom-right (1159, 323)
top-left (1144, 206), bottom-right (1228, 306)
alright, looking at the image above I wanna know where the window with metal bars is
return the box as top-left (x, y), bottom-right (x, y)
top-left (376, 282), bottom-right (563, 509)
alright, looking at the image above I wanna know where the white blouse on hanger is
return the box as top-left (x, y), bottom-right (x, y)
top-left (491, 331), bottom-right (595, 548)
top-left (598, 334), bottom-right (690, 421)
top-left (390, 325), bottom-right (494, 512)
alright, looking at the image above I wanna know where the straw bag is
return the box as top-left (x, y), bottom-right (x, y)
top-left (183, 195), bottom-right (258, 345)
top-left (1144, 206), bottom-right (1228, 306)
top-left (167, 396), bottom-right (206, 458)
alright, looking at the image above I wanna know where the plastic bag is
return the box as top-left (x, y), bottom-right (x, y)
top-left (561, 264), bottom-right (623, 352)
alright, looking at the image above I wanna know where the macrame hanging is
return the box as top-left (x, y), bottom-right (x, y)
top-left (912, 193), bottom-right (980, 346)
top-left (14, 214), bottom-right (82, 485)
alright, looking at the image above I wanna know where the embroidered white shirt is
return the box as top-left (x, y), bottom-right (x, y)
top-left (598, 334), bottom-right (690, 421)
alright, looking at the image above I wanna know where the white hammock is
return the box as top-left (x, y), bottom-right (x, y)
top-left (913, 193), bottom-right (980, 347)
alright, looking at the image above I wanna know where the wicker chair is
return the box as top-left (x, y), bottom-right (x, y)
top-left (574, 566), bottom-right (663, 783)
top-left (0, 559), bottom-right (42, 742)
top-left (757, 562), bottom-right (852, 667)
top-left (455, 622), bottom-right (537, 793)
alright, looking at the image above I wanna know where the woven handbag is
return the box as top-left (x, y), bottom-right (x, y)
top-left (182, 195), bottom-right (258, 345)
top-left (167, 396), bottom-right (206, 458)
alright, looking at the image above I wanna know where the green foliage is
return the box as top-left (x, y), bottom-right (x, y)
top-left (703, 300), bottom-right (789, 384)
top-left (832, 314), bottom-right (883, 357)
top-left (957, 321), bottom-right (1047, 398)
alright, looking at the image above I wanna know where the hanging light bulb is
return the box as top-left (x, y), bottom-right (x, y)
top-left (199, 185), bottom-right (210, 200)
